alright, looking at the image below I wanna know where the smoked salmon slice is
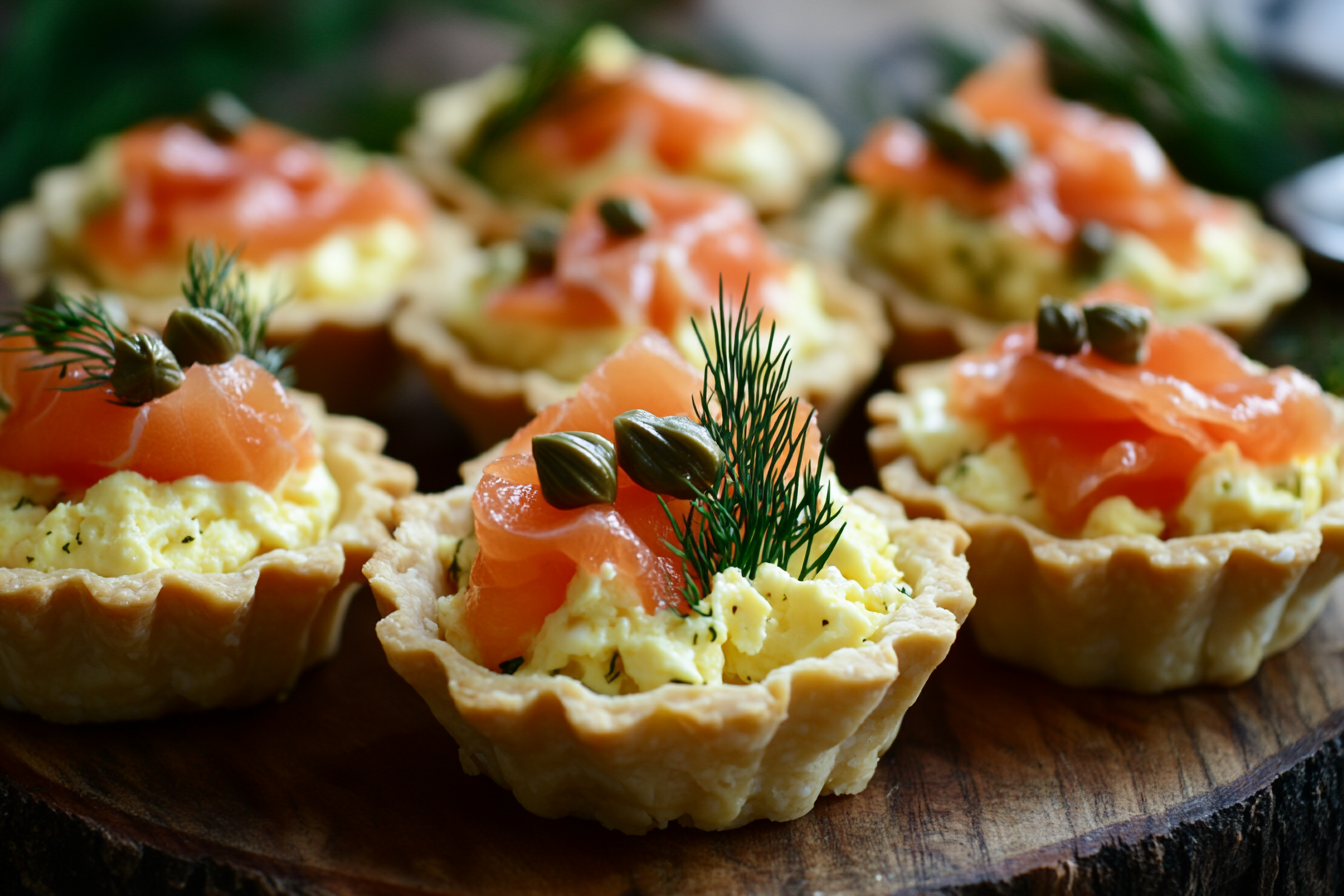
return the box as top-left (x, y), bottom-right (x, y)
top-left (82, 120), bottom-right (430, 276)
top-left (0, 341), bottom-right (318, 491)
top-left (949, 289), bottom-right (1337, 531)
top-left (485, 174), bottom-right (793, 333)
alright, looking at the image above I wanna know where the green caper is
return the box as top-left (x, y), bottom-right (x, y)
top-left (1035, 296), bottom-right (1086, 356)
top-left (922, 100), bottom-right (982, 170)
top-left (163, 307), bottom-right (243, 368)
top-left (521, 218), bottom-right (563, 273)
top-left (1071, 220), bottom-right (1115, 276)
top-left (197, 91), bottom-right (254, 143)
top-left (597, 195), bottom-right (653, 238)
top-left (532, 431), bottom-right (618, 509)
top-left (109, 333), bottom-right (184, 405)
top-left (613, 409), bottom-right (725, 500)
top-left (1083, 303), bottom-right (1150, 365)
top-left (969, 123), bottom-right (1027, 182)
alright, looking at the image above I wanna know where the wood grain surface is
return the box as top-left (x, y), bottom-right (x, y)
top-left (1, 375), bottom-right (1343, 896)
top-left (0, 570), bottom-right (1342, 895)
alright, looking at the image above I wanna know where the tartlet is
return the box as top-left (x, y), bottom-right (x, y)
top-left (366, 326), bottom-right (972, 832)
top-left (401, 25), bottom-right (840, 236)
top-left (0, 107), bottom-right (477, 411)
top-left (822, 46), bottom-right (1304, 361)
top-left (0, 300), bottom-right (415, 723)
top-left (867, 289), bottom-right (1344, 692)
top-left (393, 173), bottom-right (889, 447)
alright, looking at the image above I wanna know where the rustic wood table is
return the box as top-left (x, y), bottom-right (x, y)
top-left (0, 362), bottom-right (1342, 896)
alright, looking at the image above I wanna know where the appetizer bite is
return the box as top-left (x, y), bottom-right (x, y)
top-left (0, 256), bottom-right (415, 722)
top-left (367, 304), bottom-right (972, 833)
top-left (867, 283), bottom-right (1344, 692)
top-left (393, 172), bottom-right (888, 447)
top-left (824, 45), bottom-right (1303, 359)
top-left (402, 25), bottom-right (839, 234)
top-left (0, 93), bottom-right (475, 409)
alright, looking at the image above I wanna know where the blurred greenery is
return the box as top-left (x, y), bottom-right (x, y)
top-left (1037, 0), bottom-right (1344, 202)
top-left (0, 0), bottom-right (662, 207)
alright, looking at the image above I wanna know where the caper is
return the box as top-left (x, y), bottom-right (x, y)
top-left (109, 333), bottom-right (184, 405)
top-left (922, 100), bottom-right (982, 170)
top-left (1035, 296), bottom-right (1086, 356)
top-left (532, 431), bottom-right (618, 509)
top-left (197, 91), bottom-right (254, 143)
top-left (1071, 220), bottom-right (1115, 276)
top-left (597, 195), bottom-right (653, 238)
top-left (163, 307), bottom-right (243, 368)
top-left (969, 123), bottom-right (1027, 182)
top-left (613, 409), bottom-right (724, 500)
top-left (1083, 303), bottom-right (1150, 365)
top-left (520, 218), bottom-right (563, 273)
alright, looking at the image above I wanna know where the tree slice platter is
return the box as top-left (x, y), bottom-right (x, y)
top-left (0, 577), bottom-right (1342, 895)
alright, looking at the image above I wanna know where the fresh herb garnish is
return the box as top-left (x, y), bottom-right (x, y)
top-left (460, 22), bottom-right (592, 177)
top-left (662, 289), bottom-right (845, 609)
top-left (182, 243), bottom-right (292, 383)
top-left (1, 292), bottom-right (183, 407)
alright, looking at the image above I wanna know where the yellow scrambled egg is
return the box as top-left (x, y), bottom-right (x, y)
top-left (437, 496), bottom-right (912, 694)
top-left (0, 463), bottom-right (340, 577)
top-left (859, 194), bottom-right (1260, 321)
top-left (898, 384), bottom-right (1343, 538)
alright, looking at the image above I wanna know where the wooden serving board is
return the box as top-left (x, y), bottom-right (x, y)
top-left (1, 379), bottom-right (1343, 895)
top-left (0, 577), bottom-right (1342, 895)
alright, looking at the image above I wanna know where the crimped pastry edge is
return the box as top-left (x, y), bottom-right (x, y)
top-left (0, 395), bottom-right (417, 723)
top-left (0, 168), bottom-right (478, 412)
top-left (392, 259), bottom-right (890, 449)
top-left (810, 188), bottom-right (1308, 363)
top-left (868, 386), bottom-right (1344, 692)
top-left (400, 58), bottom-right (840, 237)
top-left (365, 486), bottom-right (972, 833)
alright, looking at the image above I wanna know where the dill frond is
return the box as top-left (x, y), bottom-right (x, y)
top-left (182, 242), bottom-right (292, 382)
top-left (663, 288), bottom-right (845, 608)
top-left (0, 292), bottom-right (127, 393)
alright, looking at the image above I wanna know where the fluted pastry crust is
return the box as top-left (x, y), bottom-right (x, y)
top-left (366, 486), bottom-right (972, 833)
top-left (868, 386), bottom-right (1344, 692)
top-left (0, 397), bottom-right (416, 723)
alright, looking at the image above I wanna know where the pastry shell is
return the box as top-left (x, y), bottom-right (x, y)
top-left (0, 167), bottom-right (478, 414)
top-left (401, 60), bottom-right (840, 238)
top-left (0, 396), bottom-right (417, 723)
top-left (868, 382), bottom-right (1344, 693)
top-left (365, 486), bottom-right (973, 833)
top-left (811, 188), bottom-right (1308, 362)
top-left (392, 259), bottom-right (891, 449)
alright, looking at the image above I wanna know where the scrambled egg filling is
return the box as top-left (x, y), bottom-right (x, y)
top-left (476, 26), bottom-right (801, 209)
top-left (444, 242), bottom-right (837, 384)
top-left (39, 139), bottom-right (425, 304)
top-left (897, 385), bottom-right (1343, 538)
top-left (437, 497), bottom-right (913, 694)
top-left (858, 194), bottom-right (1260, 321)
top-left (0, 463), bottom-right (340, 577)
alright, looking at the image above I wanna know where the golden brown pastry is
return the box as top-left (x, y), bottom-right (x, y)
top-left (868, 285), bottom-right (1344, 691)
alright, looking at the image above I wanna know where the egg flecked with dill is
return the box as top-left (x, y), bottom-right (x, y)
top-left (0, 467), bottom-right (339, 577)
top-left (437, 497), bottom-right (912, 694)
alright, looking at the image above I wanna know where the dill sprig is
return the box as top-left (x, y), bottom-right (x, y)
top-left (663, 289), bottom-right (846, 610)
top-left (0, 292), bottom-right (127, 393)
top-left (461, 23), bottom-right (590, 178)
top-left (182, 242), bottom-right (291, 382)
